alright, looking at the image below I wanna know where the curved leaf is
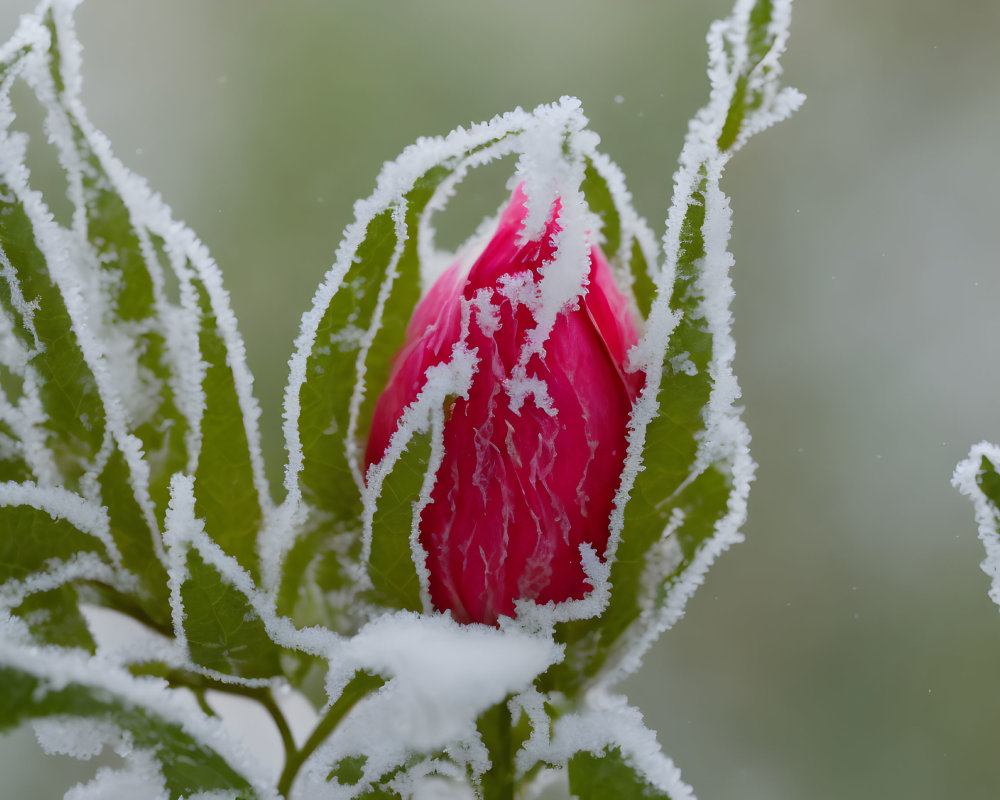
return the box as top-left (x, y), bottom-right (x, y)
top-left (0, 646), bottom-right (266, 800)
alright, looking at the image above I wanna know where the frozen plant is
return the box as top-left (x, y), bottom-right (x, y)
top-left (953, 444), bottom-right (1000, 614)
top-left (0, 1), bottom-right (801, 798)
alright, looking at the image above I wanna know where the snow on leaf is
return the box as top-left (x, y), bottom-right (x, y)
top-left (953, 442), bottom-right (1000, 613)
top-left (13, 583), bottom-right (96, 650)
top-left (0, 480), bottom-right (122, 576)
top-left (0, 121), bottom-right (107, 491)
top-left (0, 0), bottom-right (273, 623)
top-left (579, 153), bottom-right (659, 320)
top-left (0, 616), bottom-right (278, 800)
top-left (163, 474), bottom-right (285, 684)
top-left (0, 478), bottom-right (134, 649)
top-left (365, 429), bottom-right (431, 614)
top-left (546, 695), bottom-right (694, 800)
top-left (290, 612), bottom-right (561, 799)
top-left (543, 0), bottom-right (802, 697)
top-left (568, 747), bottom-right (682, 800)
top-left (36, 8), bottom-right (193, 526)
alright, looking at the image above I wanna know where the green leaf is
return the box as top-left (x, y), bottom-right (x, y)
top-left (297, 165), bottom-right (451, 533)
top-left (287, 166), bottom-right (453, 621)
top-left (581, 160), bottom-right (622, 260)
top-left (717, 0), bottom-right (781, 153)
top-left (0, 501), bottom-right (112, 583)
top-left (348, 168), bottom-right (452, 484)
top-left (580, 157), bottom-right (656, 319)
top-left (0, 196), bottom-right (168, 622)
top-left (476, 700), bottom-right (532, 800)
top-left (279, 209), bottom-right (400, 623)
top-left (977, 455), bottom-right (1000, 507)
top-left (177, 547), bottom-right (282, 681)
top-left (0, 661), bottom-right (260, 799)
top-left (298, 208), bottom-right (397, 526)
top-left (277, 520), bottom-right (361, 631)
top-left (355, 788), bottom-right (402, 800)
top-left (544, 0), bottom-right (798, 694)
top-left (367, 431), bottom-right (430, 613)
top-left (0, 189), bottom-right (105, 488)
top-left (543, 185), bottom-right (727, 694)
top-left (191, 280), bottom-right (265, 579)
top-left (629, 236), bottom-right (656, 321)
top-left (609, 466), bottom-right (730, 635)
top-left (1, 20), bottom-right (177, 628)
top-left (0, 483), bottom-right (162, 645)
top-left (328, 755), bottom-right (367, 786)
top-left (10, 584), bottom-right (95, 651)
top-left (24, 10), bottom-right (264, 586)
top-left (0, 419), bottom-right (32, 484)
top-left (568, 746), bottom-right (673, 799)
top-left (99, 448), bottom-right (171, 626)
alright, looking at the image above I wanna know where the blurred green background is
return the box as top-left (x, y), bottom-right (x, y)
top-left (2, 1), bottom-right (1000, 798)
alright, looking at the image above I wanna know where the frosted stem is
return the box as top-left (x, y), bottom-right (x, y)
top-left (479, 700), bottom-right (516, 800)
top-left (276, 670), bottom-right (386, 798)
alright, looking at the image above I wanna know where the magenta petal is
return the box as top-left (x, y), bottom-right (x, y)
top-left (365, 185), bottom-right (644, 625)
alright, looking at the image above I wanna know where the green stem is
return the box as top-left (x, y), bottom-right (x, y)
top-left (194, 689), bottom-right (215, 717)
top-left (94, 586), bottom-right (383, 799)
top-left (478, 700), bottom-right (515, 800)
top-left (255, 687), bottom-right (297, 769)
top-left (276, 670), bottom-right (385, 799)
top-left (125, 663), bottom-right (299, 778)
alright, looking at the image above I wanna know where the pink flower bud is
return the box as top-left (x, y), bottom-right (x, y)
top-left (366, 185), bottom-right (644, 625)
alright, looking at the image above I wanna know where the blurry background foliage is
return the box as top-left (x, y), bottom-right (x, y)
top-left (2, 1), bottom-right (1000, 798)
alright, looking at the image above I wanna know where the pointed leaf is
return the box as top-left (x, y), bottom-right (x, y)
top-left (366, 431), bottom-right (430, 613)
top-left (0, 494), bottom-right (116, 583)
top-left (717, 0), bottom-right (787, 153)
top-left (0, 653), bottom-right (263, 800)
top-left (99, 447), bottom-right (170, 624)
top-left (10, 584), bottom-right (94, 651)
top-left (298, 208), bottom-right (397, 526)
top-left (953, 445), bottom-right (1000, 614)
top-left (0, 187), bottom-right (105, 487)
top-left (976, 455), bottom-right (1000, 507)
top-left (581, 160), bottom-right (622, 258)
top-left (176, 546), bottom-right (282, 681)
top-left (569, 747), bottom-right (674, 799)
top-left (580, 157), bottom-right (658, 320)
top-left (191, 278), bottom-right (264, 577)
top-left (544, 0), bottom-right (800, 695)
top-left (283, 166), bottom-right (460, 621)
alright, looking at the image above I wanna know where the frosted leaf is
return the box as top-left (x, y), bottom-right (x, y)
top-left (1, 1), bottom-right (271, 586)
top-left (162, 473), bottom-right (310, 684)
top-left (63, 756), bottom-right (170, 800)
top-left (0, 481), bottom-right (122, 566)
top-left (541, 0), bottom-right (803, 698)
top-left (953, 442), bottom-right (1000, 611)
top-left (0, 615), bottom-right (279, 799)
top-left (543, 694), bottom-right (694, 800)
top-left (34, 716), bottom-right (120, 760)
top-left (0, 480), bottom-right (135, 648)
